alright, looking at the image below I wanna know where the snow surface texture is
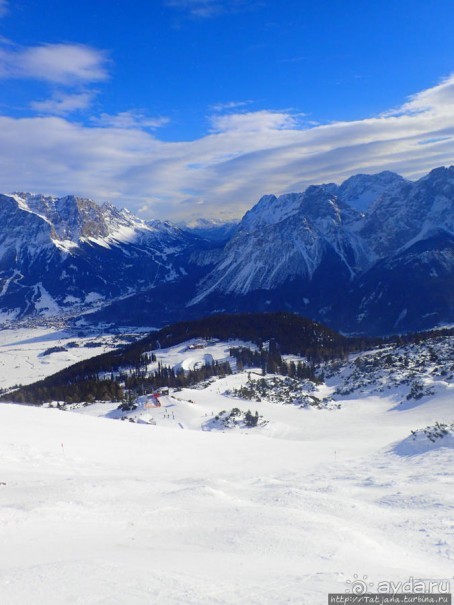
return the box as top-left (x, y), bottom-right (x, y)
top-left (0, 331), bottom-right (453, 604)
top-left (396, 422), bottom-right (454, 455)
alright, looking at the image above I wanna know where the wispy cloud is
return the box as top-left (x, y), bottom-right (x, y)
top-left (0, 43), bottom-right (109, 84)
top-left (164, 0), bottom-right (257, 18)
top-left (210, 100), bottom-right (253, 112)
top-left (0, 74), bottom-right (453, 221)
top-left (384, 74), bottom-right (454, 117)
top-left (0, 41), bottom-right (109, 116)
top-left (93, 111), bottom-right (170, 130)
top-left (210, 110), bottom-right (304, 132)
top-left (31, 91), bottom-right (96, 115)
top-left (0, 0), bottom-right (8, 17)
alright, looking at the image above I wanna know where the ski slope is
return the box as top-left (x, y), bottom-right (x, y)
top-left (0, 330), bottom-right (453, 604)
top-left (0, 391), bottom-right (453, 603)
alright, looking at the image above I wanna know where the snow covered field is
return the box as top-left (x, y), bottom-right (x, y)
top-left (0, 330), bottom-right (453, 604)
top-left (0, 327), bottom-right (147, 390)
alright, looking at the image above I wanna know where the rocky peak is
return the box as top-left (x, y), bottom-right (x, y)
top-left (239, 192), bottom-right (303, 232)
top-left (337, 171), bottom-right (407, 212)
top-left (420, 165), bottom-right (454, 185)
top-left (360, 167), bottom-right (454, 257)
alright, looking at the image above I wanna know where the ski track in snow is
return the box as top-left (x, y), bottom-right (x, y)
top-left (0, 330), bottom-right (453, 604)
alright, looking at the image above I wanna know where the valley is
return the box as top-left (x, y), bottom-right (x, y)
top-left (0, 169), bottom-right (452, 604)
top-left (0, 166), bottom-right (453, 336)
top-left (1, 4), bottom-right (453, 603)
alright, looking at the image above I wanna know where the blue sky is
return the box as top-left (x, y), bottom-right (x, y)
top-left (0, 0), bottom-right (453, 220)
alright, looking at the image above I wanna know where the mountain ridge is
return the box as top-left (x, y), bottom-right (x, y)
top-left (0, 192), bottom-right (209, 322)
top-left (186, 166), bottom-right (453, 334)
top-left (1, 166), bottom-right (453, 335)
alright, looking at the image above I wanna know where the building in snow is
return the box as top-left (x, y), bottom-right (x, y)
top-left (135, 393), bottom-right (161, 408)
top-left (187, 341), bottom-right (206, 350)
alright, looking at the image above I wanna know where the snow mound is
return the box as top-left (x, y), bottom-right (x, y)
top-left (394, 422), bottom-right (454, 456)
top-left (179, 353), bottom-right (214, 372)
top-left (202, 407), bottom-right (268, 431)
top-left (225, 375), bottom-right (339, 409)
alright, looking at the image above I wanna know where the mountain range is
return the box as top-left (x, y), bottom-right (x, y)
top-left (0, 166), bottom-right (453, 335)
top-left (0, 192), bottom-right (206, 321)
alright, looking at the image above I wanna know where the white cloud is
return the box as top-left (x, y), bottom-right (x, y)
top-left (0, 41), bottom-right (109, 116)
top-left (210, 110), bottom-right (304, 133)
top-left (164, 0), bottom-right (255, 18)
top-left (94, 111), bottom-right (170, 130)
top-left (0, 43), bottom-right (109, 84)
top-left (31, 91), bottom-right (95, 115)
top-left (0, 74), bottom-right (453, 221)
top-left (391, 74), bottom-right (454, 116)
top-left (210, 100), bottom-right (253, 112)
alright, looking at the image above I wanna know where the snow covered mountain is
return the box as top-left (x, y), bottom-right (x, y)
top-left (189, 167), bottom-right (454, 334)
top-left (1, 166), bottom-right (453, 334)
top-left (191, 185), bottom-right (369, 301)
top-left (179, 217), bottom-right (238, 243)
top-left (337, 170), bottom-right (406, 212)
top-left (0, 193), bottom-right (205, 321)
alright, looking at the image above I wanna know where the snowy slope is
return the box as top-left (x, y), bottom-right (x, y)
top-left (179, 217), bottom-right (238, 243)
top-left (0, 193), bottom-right (205, 322)
top-left (189, 168), bottom-right (454, 334)
top-left (194, 168), bottom-right (454, 299)
top-left (0, 330), bottom-right (453, 603)
top-left (0, 327), bottom-right (149, 391)
top-left (0, 385), bottom-right (452, 604)
top-left (337, 170), bottom-right (406, 212)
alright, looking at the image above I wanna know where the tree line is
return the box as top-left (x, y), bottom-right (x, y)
top-left (2, 312), bottom-right (452, 406)
top-left (4, 359), bottom-right (233, 405)
top-left (229, 340), bottom-right (320, 381)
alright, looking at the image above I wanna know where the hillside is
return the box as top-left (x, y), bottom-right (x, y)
top-left (0, 329), bottom-right (453, 604)
top-left (0, 192), bottom-right (208, 321)
top-left (3, 312), bottom-right (453, 407)
top-left (2, 312), bottom-right (351, 405)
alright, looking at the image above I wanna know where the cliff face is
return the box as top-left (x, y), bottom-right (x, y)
top-left (1, 166), bottom-right (453, 335)
top-left (0, 193), bottom-right (203, 320)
